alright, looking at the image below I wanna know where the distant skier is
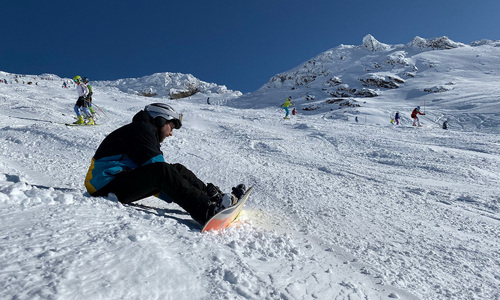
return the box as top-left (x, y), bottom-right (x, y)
top-left (292, 108), bottom-right (296, 116)
top-left (394, 111), bottom-right (400, 125)
top-left (282, 96), bottom-right (294, 119)
top-left (411, 106), bottom-right (425, 127)
top-left (207, 97), bottom-right (210, 105)
top-left (442, 120), bottom-right (448, 130)
top-left (73, 75), bottom-right (94, 125)
top-left (83, 77), bottom-right (96, 116)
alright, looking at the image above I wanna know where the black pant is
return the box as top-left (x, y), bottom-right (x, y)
top-left (75, 96), bottom-right (87, 107)
top-left (94, 162), bottom-right (211, 224)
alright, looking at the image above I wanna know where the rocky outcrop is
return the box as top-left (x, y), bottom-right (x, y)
top-left (359, 74), bottom-right (404, 89)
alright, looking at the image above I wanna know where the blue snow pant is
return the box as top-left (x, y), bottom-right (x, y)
top-left (283, 107), bottom-right (290, 117)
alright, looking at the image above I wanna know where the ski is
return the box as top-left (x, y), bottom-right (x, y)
top-left (65, 123), bottom-right (101, 126)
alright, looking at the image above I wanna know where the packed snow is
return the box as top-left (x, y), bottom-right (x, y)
top-left (0, 36), bottom-right (499, 300)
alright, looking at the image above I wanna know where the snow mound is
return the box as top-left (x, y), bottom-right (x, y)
top-left (95, 72), bottom-right (242, 99)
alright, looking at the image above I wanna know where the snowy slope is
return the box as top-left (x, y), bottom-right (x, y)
top-left (0, 35), bottom-right (499, 300)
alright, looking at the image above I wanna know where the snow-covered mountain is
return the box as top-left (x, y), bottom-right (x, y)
top-left (0, 34), bottom-right (499, 300)
top-left (230, 35), bottom-right (500, 133)
top-left (95, 72), bottom-right (242, 99)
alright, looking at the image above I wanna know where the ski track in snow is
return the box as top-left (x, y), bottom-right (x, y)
top-left (0, 74), bottom-right (499, 300)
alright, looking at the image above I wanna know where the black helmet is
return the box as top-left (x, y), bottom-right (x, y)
top-left (144, 103), bottom-right (183, 129)
top-left (82, 77), bottom-right (89, 83)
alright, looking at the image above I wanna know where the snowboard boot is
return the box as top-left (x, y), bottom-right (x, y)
top-left (221, 193), bottom-right (237, 207)
top-left (206, 192), bottom-right (237, 221)
top-left (231, 184), bottom-right (246, 200)
top-left (74, 115), bottom-right (84, 124)
top-left (209, 192), bottom-right (236, 209)
top-left (206, 183), bottom-right (222, 198)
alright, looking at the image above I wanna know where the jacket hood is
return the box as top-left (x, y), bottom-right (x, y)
top-left (132, 110), bottom-right (154, 124)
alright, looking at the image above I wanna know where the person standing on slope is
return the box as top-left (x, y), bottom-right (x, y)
top-left (84, 103), bottom-right (246, 225)
top-left (282, 96), bottom-right (294, 119)
top-left (411, 106), bottom-right (425, 127)
top-left (394, 111), bottom-right (400, 125)
top-left (442, 120), bottom-right (448, 130)
top-left (82, 77), bottom-right (96, 117)
top-left (73, 75), bottom-right (94, 125)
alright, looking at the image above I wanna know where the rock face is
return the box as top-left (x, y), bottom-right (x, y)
top-left (359, 74), bottom-right (405, 89)
top-left (362, 34), bottom-right (391, 51)
top-left (409, 36), bottom-right (465, 49)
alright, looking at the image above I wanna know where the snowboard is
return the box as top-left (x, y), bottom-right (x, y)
top-left (202, 186), bottom-right (254, 233)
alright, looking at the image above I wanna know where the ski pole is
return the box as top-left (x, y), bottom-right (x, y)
top-left (85, 100), bottom-right (108, 118)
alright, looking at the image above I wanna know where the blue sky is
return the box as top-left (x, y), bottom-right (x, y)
top-left (2, 0), bottom-right (499, 93)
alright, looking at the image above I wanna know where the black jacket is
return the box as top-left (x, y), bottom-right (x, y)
top-left (85, 110), bottom-right (165, 194)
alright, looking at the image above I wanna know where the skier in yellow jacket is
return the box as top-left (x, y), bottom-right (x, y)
top-left (281, 96), bottom-right (294, 119)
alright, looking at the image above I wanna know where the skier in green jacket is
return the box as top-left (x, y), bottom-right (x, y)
top-left (282, 96), bottom-right (294, 119)
top-left (82, 77), bottom-right (96, 116)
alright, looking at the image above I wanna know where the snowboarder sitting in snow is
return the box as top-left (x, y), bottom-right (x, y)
top-left (282, 96), bottom-right (294, 119)
top-left (411, 106), bottom-right (425, 127)
top-left (84, 103), bottom-right (245, 225)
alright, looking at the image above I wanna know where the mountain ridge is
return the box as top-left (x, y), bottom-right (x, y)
top-left (229, 34), bottom-right (500, 132)
top-left (2, 34), bottom-right (499, 132)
